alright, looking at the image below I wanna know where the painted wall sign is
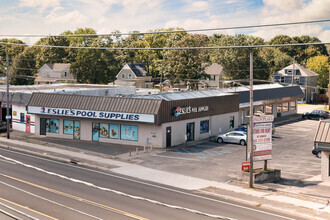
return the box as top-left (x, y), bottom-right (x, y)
top-left (173, 106), bottom-right (209, 117)
top-left (27, 106), bottom-right (155, 123)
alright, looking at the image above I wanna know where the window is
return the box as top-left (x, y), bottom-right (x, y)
top-left (98, 123), bottom-right (119, 139)
top-left (290, 101), bottom-right (296, 111)
top-left (46, 119), bottom-right (59, 133)
top-left (209, 75), bottom-right (215, 81)
top-left (200, 120), bottom-right (209, 134)
top-left (100, 123), bottom-right (110, 138)
top-left (230, 116), bottom-right (234, 129)
top-left (282, 102), bottom-right (289, 112)
top-left (122, 73), bottom-right (125, 78)
top-left (120, 125), bottom-right (138, 141)
top-left (63, 120), bottom-right (74, 135)
top-left (265, 105), bottom-right (273, 114)
top-left (277, 104), bottom-right (282, 113)
top-left (241, 110), bottom-right (245, 125)
top-left (280, 77), bottom-right (284, 83)
top-left (128, 73), bottom-right (132, 79)
top-left (20, 113), bottom-right (25, 123)
top-left (64, 72), bottom-right (67, 77)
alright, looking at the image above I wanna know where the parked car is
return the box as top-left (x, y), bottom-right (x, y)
top-left (236, 124), bottom-right (275, 134)
top-left (302, 110), bottom-right (330, 120)
top-left (217, 131), bottom-right (247, 145)
top-left (0, 121), bottom-right (6, 133)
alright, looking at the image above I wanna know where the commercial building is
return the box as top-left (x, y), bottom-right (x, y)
top-left (27, 91), bottom-right (239, 148)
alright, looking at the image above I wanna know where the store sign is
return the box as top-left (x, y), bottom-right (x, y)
top-left (252, 115), bottom-right (274, 123)
top-left (239, 101), bottom-right (263, 108)
top-left (282, 97), bottom-right (291, 101)
top-left (27, 106), bottom-right (155, 123)
top-left (173, 106), bottom-right (208, 117)
top-left (253, 123), bottom-right (272, 161)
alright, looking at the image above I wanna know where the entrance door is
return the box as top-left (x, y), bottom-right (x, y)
top-left (73, 121), bottom-right (80, 140)
top-left (186, 122), bottom-right (195, 142)
top-left (92, 122), bottom-right (100, 141)
top-left (40, 118), bottom-right (46, 135)
top-left (26, 115), bottom-right (31, 133)
top-left (166, 126), bottom-right (171, 147)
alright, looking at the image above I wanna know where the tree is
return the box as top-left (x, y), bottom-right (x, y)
top-left (209, 34), bottom-right (270, 81)
top-left (260, 47), bottom-right (292, 76)
top-left (0, 39), bottom-right (25, 76)
top-left (268, 35), bottom-right (328, 63)
top-left (163, 34), bottom-right (209, 89)
top-left (306, 55), bottom-right (330, 89)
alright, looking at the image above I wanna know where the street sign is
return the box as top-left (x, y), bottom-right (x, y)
top-left (253, 115), bottom-right (274, 123)
top-left (5, 115), bottom-right (11, 120)
top-left (242, 162), bottom-right (250, 171)
top-left (253, 123), bottom-right (272, 161)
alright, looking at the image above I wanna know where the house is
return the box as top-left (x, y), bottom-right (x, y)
top-left (34, 63), bottom-right (76, 85)
top-left (115, 63), bottom-right (153, 88)
top-left (198, 63), bottom-right (223, 90)
top-left (314, 120), bottom-right (330, 181)
top-left (273, 64), bottom-right (318, 102)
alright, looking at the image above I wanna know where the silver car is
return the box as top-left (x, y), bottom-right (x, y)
top-left (217, 131), bottom-right (247, 145)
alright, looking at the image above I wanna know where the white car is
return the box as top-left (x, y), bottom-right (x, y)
top-left (217, 131), bottom-right (247, 145)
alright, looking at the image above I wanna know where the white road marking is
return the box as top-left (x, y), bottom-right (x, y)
top-left (0, 148), bottom-right (295, 220)
top-left (0, 181), bottom-right (102, 220)
top-left (0, 158), bottom-right (16, 164)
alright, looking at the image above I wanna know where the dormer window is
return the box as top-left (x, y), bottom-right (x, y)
top-left (128, 73), bottom-right (132, 79)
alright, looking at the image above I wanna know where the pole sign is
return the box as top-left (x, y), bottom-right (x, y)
top-left (27, 106), bottom-right (155, 123)
top-left (253, 122), bottom-right (272, 161)
top-left (253, 115), bottom-right (274, 123)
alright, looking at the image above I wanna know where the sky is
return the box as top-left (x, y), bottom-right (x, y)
top-left (0, 0), bottom-right (329, 44)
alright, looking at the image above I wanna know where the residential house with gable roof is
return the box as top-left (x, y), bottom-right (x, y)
top-left (198, 63), bottom-right (223, 90)
top-left (273, 63), bottom-right (318, 102)
top-left (35, 63), bottom-right (76, 85)
top-left (115, 63), bottom-right (153, 88)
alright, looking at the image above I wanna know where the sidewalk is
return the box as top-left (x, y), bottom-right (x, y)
top-left (0, 136), bottom-right (329, 219)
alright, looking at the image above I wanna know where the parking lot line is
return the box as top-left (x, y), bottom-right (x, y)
top-left (151, 154), bottom-right (200, 161)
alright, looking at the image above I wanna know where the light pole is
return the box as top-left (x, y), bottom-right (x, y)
top-left (249, 52), bottom-right (254, 188)
top-left (6, 49), bottom-right (10, 139)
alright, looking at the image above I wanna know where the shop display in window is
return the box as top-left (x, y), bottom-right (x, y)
top-left (200, 120), bottom-right (209, 134)
top-left (100, 123), bottom-right (109, 138)
top-left (73, 121), bottom-right (80, 140)
top-left (110, 124), bottom-right (119, 139)
top-left (46, 119), bottom-right (59, 133)
top-left (92, 123), bottom-right (100, 141)
top-left (120, 125), bottom-right (138, 141)
top-left (63, 120), bottom-right (74, 134)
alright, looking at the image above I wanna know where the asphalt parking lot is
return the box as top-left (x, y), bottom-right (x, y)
top-left (138, 118), bottom-right (321, 183)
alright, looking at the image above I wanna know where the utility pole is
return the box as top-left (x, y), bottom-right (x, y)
top-left (6, 49), bottom-right (10, 139)
top-left (291, 57), bottom-right (295, 86)
top-left (160, 60), bottom-right (163, 92)
top-left (249, 52), bottom-right (254, 188)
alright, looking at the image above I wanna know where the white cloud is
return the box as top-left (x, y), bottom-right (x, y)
top-left (19, 0), bottom-right (61, 11)
top-left (188, 1), bottom-right (209, 12)
top-left (46, 8), bottom-right (88, 25)
top-left (263, 0), bottom-right (302, 11)
top-left (318, 30), bottom-right (330, 42)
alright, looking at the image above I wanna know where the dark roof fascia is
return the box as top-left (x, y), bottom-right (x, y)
top-left (237, 86), bottom-right (304, 104)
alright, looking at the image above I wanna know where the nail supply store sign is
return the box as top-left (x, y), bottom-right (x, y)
top-left (27, 106), bottom-right (155, 123)
top-left (253, 122), bottom-right (272, 161)
top-left (173, 106), bottom-right (209, 117)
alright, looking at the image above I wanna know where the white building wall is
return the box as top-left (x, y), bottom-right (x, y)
top-left (321, 151), bottom-right (330, 181)
top-left (12, 105), bottom-right (35, 133)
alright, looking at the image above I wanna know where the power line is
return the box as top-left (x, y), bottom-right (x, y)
top-left (0, 19), bottom-right (329, 38)
top-left (0, 42), bottom-right (329, 50)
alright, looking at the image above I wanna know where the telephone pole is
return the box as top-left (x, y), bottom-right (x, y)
top-left (249, 52), bottom-right (254, 188)
top-left (291, 57), bottom-right (295, 86)
top-left (6, 49), bottom-right (10, 139)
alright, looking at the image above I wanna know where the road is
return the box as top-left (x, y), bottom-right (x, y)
top-left (0, 148), bottom-right (299, 220)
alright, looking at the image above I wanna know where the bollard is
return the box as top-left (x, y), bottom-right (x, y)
top-left (129, 149), bottom-right (131, 157)
top-left (136, 147), bottom-right (138, 157)
top-left (144, 145), bottom-right (146, 152)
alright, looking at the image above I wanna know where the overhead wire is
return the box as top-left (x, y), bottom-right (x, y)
top-left (0, 19), bottom-right (329, 38)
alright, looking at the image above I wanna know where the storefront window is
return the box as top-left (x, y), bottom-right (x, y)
top-left (109, 124), bottom-right (119, 139)
top-left (265, 105), bottom-right (273, 114)
top-left (100, 123), bottom-right (110, 138)
top-left (241, 110), bottom-right (245, 125)
top-left (63, 120), bottom-right (74, 134)
top-left (92, 123), bottom-right (100, 141)
top-left (230, 116), bottom-right (234, 129)
top-left (277, 104), bottom-right (282, 113)
top-left (73, 121), bottom-right (80, 140)
top-left (290, 101), bottom-right (296, 111)
top-left (46, 119), bottom-right (59, 133)
top-left (20, 113), bottom-right (25, 123)
top-left (120, 125), bottom-right (138, 141)
top-left (200, 120), bottom-right (209, 134)
top-left (282, 102), bottom-right (289, 112)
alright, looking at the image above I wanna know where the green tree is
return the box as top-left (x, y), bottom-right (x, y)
top-left (306, 55), bottom-right (329, 89)
top-left (209, 34), bottom-right (270, 81)
top-left (0, 39), bottom-right (25, 76)
top-left (260, 47), bottom-right (292, 76)
top-left (164, 34), bottom-right (209, 89)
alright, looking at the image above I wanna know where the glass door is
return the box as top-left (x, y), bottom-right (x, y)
top-left (186, 122), bottom-right (195, 142)
top-left (92, 122), bottom-right (100, 141)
